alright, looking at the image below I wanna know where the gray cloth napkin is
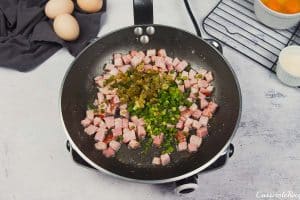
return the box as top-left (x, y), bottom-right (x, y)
top-left (0, 0), bottom-right (105, 72)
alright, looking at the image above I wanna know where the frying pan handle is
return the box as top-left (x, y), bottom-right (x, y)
top-left (205, 39), bottom-right (223, 54)
top-left (133, 0), bottom-right (153, 25)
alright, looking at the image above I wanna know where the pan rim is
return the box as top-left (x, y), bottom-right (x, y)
top-left (59, 24), bottom-right (242, 183)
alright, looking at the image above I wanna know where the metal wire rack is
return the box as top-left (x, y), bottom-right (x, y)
top-left (202, 0), bottom-right (300, 72)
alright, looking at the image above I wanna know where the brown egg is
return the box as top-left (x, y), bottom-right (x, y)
top-left (45, 0), bottom-right (74, 19)
top-left (77, 0), bottom-right (103, 13)
top-left (53, 14), bottom-right (80, 41)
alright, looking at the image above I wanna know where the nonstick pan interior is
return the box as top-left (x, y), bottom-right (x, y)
top-left (61, 25), bottom-right (241, 182)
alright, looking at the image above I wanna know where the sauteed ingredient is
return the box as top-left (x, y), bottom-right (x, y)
top-left (81, 49), bottom-right (218, 165)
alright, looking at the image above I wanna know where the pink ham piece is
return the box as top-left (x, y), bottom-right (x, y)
top-left (152, 157), bottom-right (161, 165)
top-left (144, 64), bottom-right (153, 71)
top-left (181, 109), bottom-right (192, 120)
top-left (109, 140), bottom-right (121, 151)
top-left (103, 147), bottom-right (115, 158)
top-left (122, 118), bottom-right (129, 129)
top-left (189, 69), bottom-right (196, 79)
top-left (93, 117), bottom-right (102, 126)
top-left (109, 68), bottom-right (119, 76)
top-left (97, 92), bottom-right (105, 103)
top-left (86, 110), bottom-right (94, 120)
top-left (112, 128), bottom-right (122, 137)
top-left (130, 50), bottom-right (138, 57)
top-left (172, 57), bottom-right (180, 66)
top-left (199, 116), bottom-right (209, 127)
top-left (128, 122), bottom-right (137, 131)
top-left (179, 106), bottom-right (187, 112)
top-left (178, 85), bottom-right (185, 93)
top-left (198, 92), bottom-right (206, 100)
top-left (188, 143), bottom-right (198, 153)
top-left (122, 128), bottom-right (136, 143)
top-left (94, 76), bottom-right (105, 87)
top-left (189, 103), bottom-right (198, 111)
top-left (197, 127), bottom-right (208, 138)
top-left (143, 56), bottom-right (151, 64)
top-left (155, 56), bottom-right (166, 69)
top-left (131, 56), bottom-right (143, 67)
top-left (192, 110), bottom-right (202, 119)
top-left (200, 98), bottom-right (209, 109)
top-left (94, 130), bottom-right (106, 142)
top-left (184, 80), bottom-right (191, 88)
top-left (184, 117), bottom-right (194, 128)
top-left (175, 60), bottom-right (188, 72)
top-left (105, 64), bottom-right (115, 71)
top-left (190, 86), bottom-right (199, 94)
top-left (104, 116), bottom-right (115, 129)
top-left (160, 153), bottom-right (171, 166)
top-left (177, 141), bottom-right (187, 151)
top-left (165, 57), bottom-right (173, 65)
top-left (207, 102), bottom-right (218, 113)
top-left (81, 118), bottom-right (91, 127)
top-left (128, 140), bottom-right (140, 149)
top-left (158, 49), bottom-right (167, 57)
top-left (114, 118), bottom-right (122, 129)
top-left (95, 141), bottom-right (107, 150)
top-left (202, 108), bottom-right (213, 118)
top-left (114, 57), bottom-right (123, 67)
top-left (122, 54), bottom-right (132, 65)
top-left (198, 80), bottom-right (209, 88)
top-left (176, 120), bottom-right (184, 129)
top-left (137, 126), bottom-right (146, 139)
top-left (190, 135), bottom-right (202, 147)
top-left (189, 78), bottom-right (198, 86)
top-left (153, 133), bottom-right (164, 147)
top-left (146, 49), bottom-right (156, 56)
top-left (119, 65), bottom-right (131, 73)
top-left (183, 126), bottom-right (189, 133)
top-left (192, 120), bottom-right (201, 129)
top-left (84, 125), bottom-right (98, 135)
top-left (200, 86), bottom-right (214, 96)
top-left (112, 95), bottom-right (120, 104)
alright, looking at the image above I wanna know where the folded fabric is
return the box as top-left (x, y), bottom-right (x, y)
top-left (0, 0), bottom-right (105, 72)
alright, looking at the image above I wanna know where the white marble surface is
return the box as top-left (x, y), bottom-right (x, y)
top-left (0, 1), bottom-right (299, 200)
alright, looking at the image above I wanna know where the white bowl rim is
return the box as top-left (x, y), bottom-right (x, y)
top-left (257, 0), bottom-right (300, 18)
top-left (278, 45), bottom-right (300, 78)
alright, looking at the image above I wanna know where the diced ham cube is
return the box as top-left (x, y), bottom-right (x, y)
top-left (94, 76), bottom-right (105, 87)
top-left (93, 99), bottom-right (98, 106)
top-left (202, 108), bottom-right (213, 118)
top-left (167, 64), bottom-right (174, 71)
top-left (184, 117), bottom-right (194, 128)
top-left (105, 64), bottom-right (115, 71)
top-left (205, 71), bottom-right (213, 83)
top-left (155, 56), bottom-right (166, 69)
top-left (192, 109), bottom-right (202, 119)
top-left (198, 92), bottom-right (206, 100)
top-left (197, 127), bottom-right (208, 138)
top-left (106, 94), bottom-right (114, 100)
top-left (200, 86), bottom-right (214, 96)
top-left (95, 141), bottom-right (107, 150)
top-left (122, 118), bottom-right (129, 129)
top-left (183, 126), bottom-right (189, 133)
top-left (112, 128), bottom-right (122, 137)
top-left (158, 49), bottom-right (167, 57)
top-left (137, 126), bottom-right (146, 139)
top-left (130, 50), bottom-right (138, 57)
top-left (119, 65), bottom-right (131, 73)
top-left (152, 157), bottom-right (161, 165)
top-left (192, 120), bottom-right (201, 129)
top-left (189, 70), bottom-right (196, 79)
top-left (188, 143), bottom-right (198, 153)
top-left (181, 109), bottom-right (192, 120)
top-left (104, 116), bottom-right (115, 129)
top-left (81, 118), bottom-right (91, 127)
top-left (190, 135), bottom-right (202, 147)
top-left (144, 64), bottom-right (153, 70)
top-left (179, 106), bottom-right (187, 112)
top-left (109, 140), bottom-right (121, 151)
top-left (114, 57), bottom-right (123, 67)
top-left (122, 128), bottom-right (136, 143)
top-left (189, 78), bottom-right (198, 86)
top-left (109, 68), bottom-right (119, 76)
top-left (84, 125), bottom-right (98, 135)
top-left (208, 102), bottom-right (218, 114)
top-left (178, 85), bottom-right (185, 93)
top-left (99, 87), bottom-right (113, 95)
top-left (190, 86), bottom-right (199, 94)
top-left (200, 98), bottom-right (209, 109)
top-left (128, 140), bottom-right (140, 149)
top-left (189, 103), bottom-right (198, 111)
top-left (97, 92), bottom-right (105, 103)
top-left (153, 133), bottom-right (164, 147)
top-left (128, 122), bottom-right (137, 131)
top-left (131, 56), bottom-right (143, 67)
top-left (143, 56), bottom-right (151, 64)
top-left (160, 153), bottom-right (170, 166)
top-left (165, 57), bottom-right (173, 65)
top-left (198, 80), bottom-right (209, 88)
top-left (176, 120), bottom-right (184, 129)
top-left (94, 130), bottom-right (106, 142)
top-left (114, 118), bottom-right (122, 129)
top-left (184, 80), bottom-right (191, 88)
top-left (146, 49), bottom-right (156, 56)
top-left (122, 54), bottom-right (132, 65)
top-left (176, 131), bottom-right (187, 142)
top-left (177, 141), bottom-right (187, 151)
top-left (175, 60), bottom-right (188, 72)
top-left (173, 57), bottom-right (180, 66)
top-left (197, 68), bottom-right (207, 76)
top-left (86, 110), bottom-right (94, 120)
top-left (182, 71), bottom-right (189, 79)
top-left (103, 147), bottom-right (115, 158)
top-left (120, 108), bottom-right (129, 118)
top-left (138, 51), bottom-right (145, 59)
top-left (112, 95), bottom-right (120, 104)
top-left (199, 116), bottom-right (209, 127)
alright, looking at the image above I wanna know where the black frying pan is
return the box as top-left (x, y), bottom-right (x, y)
top-left (60, 0), bottom-right (241, 184)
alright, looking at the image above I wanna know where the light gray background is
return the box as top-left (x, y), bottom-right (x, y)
top-left (0, 1), bottom-right (299, 200)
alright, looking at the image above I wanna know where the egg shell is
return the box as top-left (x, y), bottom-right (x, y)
top-left (45, 0), bottom-right (74, 19)
top-left (77, 0), bottom-right (103, 13)
top-left (53, 14), bottom-right (80, 41)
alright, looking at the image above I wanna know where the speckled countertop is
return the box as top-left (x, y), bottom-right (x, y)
top-left (0, 0), bottom-right (299, 200)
